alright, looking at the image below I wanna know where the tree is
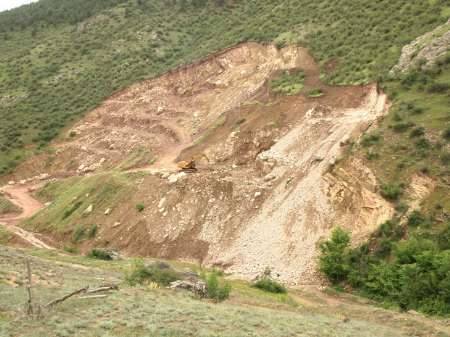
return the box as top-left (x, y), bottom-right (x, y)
top-left (319, 227), bottom-right (351, 283)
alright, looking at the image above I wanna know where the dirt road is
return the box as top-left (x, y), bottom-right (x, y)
top-left (0, 183), bottom-right (54, 249)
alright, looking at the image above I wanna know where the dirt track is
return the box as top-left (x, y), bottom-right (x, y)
top-left (0, 184), bottom-right (54, 249)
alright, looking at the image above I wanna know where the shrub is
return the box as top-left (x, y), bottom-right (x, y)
top-left (391, 122), bottom-right (414, 133)
top-left (63, 201), bottom-right (82, 219)
top-left (407, 210), bottom-right (425, 228)
top-left (252, 269), bottom-right (286, 294)
top-left (136, 203), bottom-right (145, 212)
top-left (415, 138), bottom-right (430, 149)
top-left (204, 272), bottom-right (231, 302)
top-left (87, 224), bottom-right (97, 238)
top-left (88, 248), bottom-right (114, 261)
top-left (269, 70), bottom-right (305, 96)
top-left (443, 127), bottom-right (450, 141)
top-left (409, 126), bottom-right (425, 138)
top-left (319, 227), bottom-right (351, 283)
top-left (308, 88), bottom-right (324, 97)
top-left (72, 226), bottom-right (86, 243)
top-left (126, 260), bottom-right (180, 286)
top-left (426, 82), bottom-right (450, 93)
top-left (437, 224), bottom-right (450, 250)
top-left (63, 246), bottom-right (79, 254)
top-left (361, 133), bottom-right (380, 147)
top-left (441, 152), bottom-right (450, 165)
top-left (380, 183), bottom-right (403, 201)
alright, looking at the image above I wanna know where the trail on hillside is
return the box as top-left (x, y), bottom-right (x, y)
top-left (0, 184), bottom-right (54, 249)
top-left (127, 121), bottom-right (192, 173)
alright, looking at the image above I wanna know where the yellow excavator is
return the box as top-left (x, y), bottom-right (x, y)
top-left (176, 153), bottom-right (209, 172)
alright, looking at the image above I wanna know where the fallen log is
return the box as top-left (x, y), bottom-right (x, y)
top-left (86, 285), bottom-right (118, 294)
top-left (45, 287), bottom-right (89, 308)
top-left (79, 295), bottom-right (108, 300)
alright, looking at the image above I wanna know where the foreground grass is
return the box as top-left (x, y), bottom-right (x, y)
top-left (0, 246), bottom-right (447, 337)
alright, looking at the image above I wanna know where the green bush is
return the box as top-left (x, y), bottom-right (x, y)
top-left (136, 203), bottom-right (145, 212)
top-left (269, 70), bottom-right (305, 96)
top-left (252, 270), bottom-right (286, 294)
top-left (380, 183), bottom-right (403, 201)
top-left (319, 225), bottom-right (450, 315)
top-left (319, 227), bottom-right (351, 283)
top-left (87, 248), bottom-right (114, 261)
top-left (63, 246), bottom-right (79, 254)
top-left (72, 226), bottom-right (86, 243)
top-left (126, 260), bottom-right (180, 286)
top-left (204, 272), bottom-right (231, 302)
top-left (361, 133), bottom-right (380, 147)
top-left (308, 88), bottom-right (324, 98)
top-left (443, 127), bottom-right (450, 141)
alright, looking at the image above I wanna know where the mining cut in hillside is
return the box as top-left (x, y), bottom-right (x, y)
top-left (9, 43), bottom-right (395, 284)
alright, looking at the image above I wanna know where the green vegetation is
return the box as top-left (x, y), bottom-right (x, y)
top-left (3, 246), bottom-right (436, 337)
top-left (251, 268), bottom-right (287, 294)
top-left (0, 0), bottom-right (446, 172)
top-left (203, 272), bottom-right (231, 302)
top-left (0, 194), bottom-right (21, 215)
top-left (126, 260), bottom-right (181, 286)
top-left (269, 69), bottom-right (305, 95)
top-left (135, 203), bottom-right (145, 212)
top-left (0, 227), bottom-right (13, 244)
top-left (308, 88), bottom-right (324, 97)
top-left (324, 54), bottom-right (450, 315)
top-left (320, 223), bottom-right (450, 315)
top-left (72, 224), bottom-right (98, 243)
top-left (87, 248), bottom-right (114, 260)
top-left (26, 172), bottom-right (136, 235)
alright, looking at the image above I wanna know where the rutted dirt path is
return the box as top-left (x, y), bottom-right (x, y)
top-left (0, 184), bottom-right (54, 249)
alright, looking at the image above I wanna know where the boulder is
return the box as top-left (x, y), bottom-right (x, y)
top-left (169, 279), bottom-right (207, 298)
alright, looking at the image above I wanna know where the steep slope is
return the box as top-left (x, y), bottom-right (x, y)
top-left (3, 43), bottom-right (396, 284)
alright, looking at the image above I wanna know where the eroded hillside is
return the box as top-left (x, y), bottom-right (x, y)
top-left (0, 43), bottom-right (412, 284)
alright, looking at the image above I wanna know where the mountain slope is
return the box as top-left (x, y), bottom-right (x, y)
top-left (0, 0), bottom-right (447, 172)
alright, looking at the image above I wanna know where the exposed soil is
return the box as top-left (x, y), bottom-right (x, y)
top-left (0, 43), bottom-right (419, 284)
top-left (0, 183), bottom-right (54, 249)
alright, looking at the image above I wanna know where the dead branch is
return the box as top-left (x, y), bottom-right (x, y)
top-left (45, 286), bottom-right (89, 308)
top-left (79, 295), bottom-right (108, 300)
top-left (86, 285), bottom-right (118, 294)
top-left (25, 259), bottom-right (33, 316)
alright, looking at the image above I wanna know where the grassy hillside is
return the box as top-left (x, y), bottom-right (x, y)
top-left (1, 245), bottom-right (449, 337)
top-left (0, 0), bottom-right (448, 173)
top-left (320, 54), bottom-right (450, 315)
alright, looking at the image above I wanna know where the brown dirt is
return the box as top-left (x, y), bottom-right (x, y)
top-left (0, 183), bottom-right (54, 249)
top-left (1, 43), bottom-right (398, 284)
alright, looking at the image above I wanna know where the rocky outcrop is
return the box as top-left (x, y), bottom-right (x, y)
top-left (391, 19), bottom-right (450, 75)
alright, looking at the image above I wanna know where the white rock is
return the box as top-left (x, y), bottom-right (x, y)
top-left (263, 174), bottom-right (276, 182)
top-left (113, 222), bottom-right (121, 228)
top-left (84, 204), bottom-right (93, 214)
top-left (168, 172), bottom-right (186, 184)
top-left (104, 208), bottom-right (111, 215)
top-left (158, 197), bottom-right (166, 208)
top-left (254, 191), bottom-right (262, 198)
top-left (8, 181), bottom-right (15, 185)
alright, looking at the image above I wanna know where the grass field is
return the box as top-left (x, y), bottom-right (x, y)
top-left (1, 245), bottom-right (449, 337)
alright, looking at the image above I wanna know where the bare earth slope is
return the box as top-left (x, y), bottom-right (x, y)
top-left (3, 43), bottom-right (407, 284)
